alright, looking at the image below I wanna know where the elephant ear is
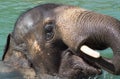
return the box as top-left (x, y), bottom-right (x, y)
top-left (2, 33), bottom-right (17, 61)
top-left (2, 33), bottom-right (31, 69)
top-left (2, 33), bottom-right (11, 60)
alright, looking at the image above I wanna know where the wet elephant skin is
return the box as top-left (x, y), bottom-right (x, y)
top-left (1, 3), bottom-right (120, 79)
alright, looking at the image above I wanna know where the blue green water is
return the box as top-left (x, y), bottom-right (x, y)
top-left (0, 0), bottom-right (120, 79)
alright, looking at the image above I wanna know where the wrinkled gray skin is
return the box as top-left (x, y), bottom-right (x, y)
top-left (1, 3), bottom-right (120, 79)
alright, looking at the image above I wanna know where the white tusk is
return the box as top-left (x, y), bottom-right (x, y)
top-left (80, 45), bottom-right (100, 58)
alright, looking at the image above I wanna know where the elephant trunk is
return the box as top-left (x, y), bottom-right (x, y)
top-left (81, 45), bottom-right (120, 75)
top-left (103, 32), bottom-right (120, 74)
top-left (56, 10), bottom-right (120, 75)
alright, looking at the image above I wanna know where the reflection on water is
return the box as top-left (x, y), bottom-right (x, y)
top-left (0, 0), bottom-right (120, 79)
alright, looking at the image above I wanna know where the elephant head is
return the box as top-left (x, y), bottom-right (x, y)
top-left (2, 3), bottom-right (120, 79)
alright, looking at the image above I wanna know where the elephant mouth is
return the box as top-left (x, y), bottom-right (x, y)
top-left (59, 41), bottom-right (102, 76)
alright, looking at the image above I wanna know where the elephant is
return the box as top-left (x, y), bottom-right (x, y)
top-left (1, 3), bottom-right (120, 79)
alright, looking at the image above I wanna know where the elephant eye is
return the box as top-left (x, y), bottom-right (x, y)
top-left (44, 23), bottom-right (54, 41)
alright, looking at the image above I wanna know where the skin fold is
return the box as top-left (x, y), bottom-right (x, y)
top-left (1, 3), bottom-right (120, 79)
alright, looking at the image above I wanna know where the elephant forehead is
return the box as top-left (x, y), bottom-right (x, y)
top-left (16, 14), bottom-right (34, 34)
top-left (14, 9), bottom-right (42, 41)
